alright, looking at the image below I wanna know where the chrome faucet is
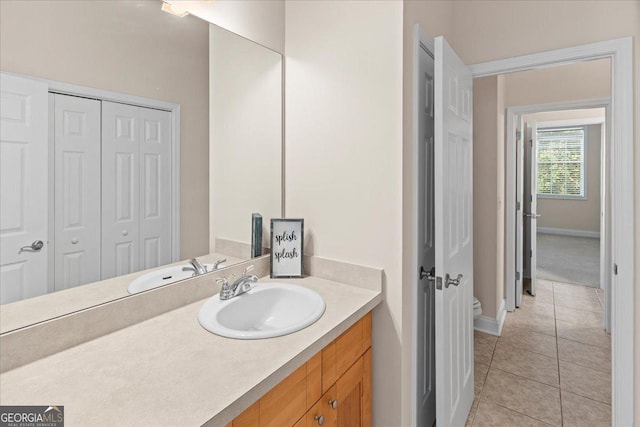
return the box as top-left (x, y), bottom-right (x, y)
top-left (213, 258), bottom-right (227, 270)
top-left (189, 258), bottom-right (207, 275)
top-left (218, 265), bottom-right (258, 300)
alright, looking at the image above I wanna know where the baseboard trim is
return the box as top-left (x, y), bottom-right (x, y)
top-left (538, 227), bottom-right (600, 238)
top-left (474, 299), bottom-right (506, 336)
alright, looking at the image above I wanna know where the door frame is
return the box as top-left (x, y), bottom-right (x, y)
top-left (470, 37), bottom-right (634, 426)
top-left (505, 98), bottom-right (610, 313)
top-left (4, 71), bottom-right (183, 267)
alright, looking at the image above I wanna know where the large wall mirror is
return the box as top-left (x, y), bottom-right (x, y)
top-left (0, 0), bottom-right (282, 332)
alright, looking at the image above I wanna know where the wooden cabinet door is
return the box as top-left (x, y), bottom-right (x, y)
top-left (336, 356), bottom-right (363, 426)
top-left (260, 364), bottom-right (307, 427)
top-left (306, 385), bottom-right (337, 427)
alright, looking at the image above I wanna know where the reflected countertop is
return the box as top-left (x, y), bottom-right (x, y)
top-left (0, 252), bottom-right (246, 334)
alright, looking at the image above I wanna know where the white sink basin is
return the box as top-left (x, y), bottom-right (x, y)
top-left (198, 282), bottom-right (326, 339)
top-left (127, 263), bottom-right (217, 294)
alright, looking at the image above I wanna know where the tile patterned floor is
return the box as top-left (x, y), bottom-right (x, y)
top-left (466, 279), bottom-right (611, 427)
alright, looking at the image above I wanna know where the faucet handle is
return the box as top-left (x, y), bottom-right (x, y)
top-left (243, 265), bottom-right (254, 277)
top-left (217, 277), bottom-right (233, 300)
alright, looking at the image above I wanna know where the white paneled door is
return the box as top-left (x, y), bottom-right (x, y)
top-left (516, 122), bottom-right (540, 298)
top-left (138, 107), bottom-right (172, 271)
top-left (53, 94), bottom-right (101, 291)
top-left (0, 73), bottom-right (49, 304)
top-left (101, 101), bottom-right (171, 280)
top-left (434, 36), bottom-right (474, 427)
top-left (515, 116), bottom-right (524, 306)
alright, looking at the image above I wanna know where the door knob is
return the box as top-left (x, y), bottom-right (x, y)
top-left (445, 273), bottom-right (463, 288)
top-left (314, 415), bottom-right (325, 425)
top-left (19, 240), bottom-right (44, 253)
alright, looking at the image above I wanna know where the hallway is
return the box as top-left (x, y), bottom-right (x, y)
top-left (467, 279), bottom-right (610, 426)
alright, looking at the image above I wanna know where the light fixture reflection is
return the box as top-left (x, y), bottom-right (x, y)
top-left (161, 1), bottom-right (190, 18)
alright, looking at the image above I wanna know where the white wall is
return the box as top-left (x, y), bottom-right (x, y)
top-left (285, 2), bottom-right (404, 425)
top-left (169, 0), bottom-right (285, 54)
top-left (209, 24), bottom-right (282, 253)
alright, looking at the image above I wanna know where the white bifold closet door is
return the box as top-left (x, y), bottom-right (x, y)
top-left (101, 101), bottom-right (171, 280)
top-left (53, 94), bottom-right (101, 291)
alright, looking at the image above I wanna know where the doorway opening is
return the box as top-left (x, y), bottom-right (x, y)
top-left (411, 35), bottom-right (633, 426)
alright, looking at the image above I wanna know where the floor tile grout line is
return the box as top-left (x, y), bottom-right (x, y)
top-left (560, 389), bottom-right (613, 407)
top-left (556, 355), bottom-right (611, 375)
top-left (553, 334), bottom-right (610, 350)
top-left (474, 336), bottom-right (560, 427)
top-left (489, 366), bottom-right (561, 390)
top-left (475, 396), bottom-right (557, 427)
top-left (494, 339), bottom-right (559, 362)
top-left (553, 285), bottom-right (564, 427)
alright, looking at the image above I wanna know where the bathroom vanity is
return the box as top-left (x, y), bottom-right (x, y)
top-left (0, 257), bottom-right (382, 426)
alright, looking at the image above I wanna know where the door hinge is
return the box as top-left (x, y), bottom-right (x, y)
top-left (516, 130), bottom-right (521, 141)
top-left (530, 195), bottom-right (533, 202)
top-left (530, 249), bottom-right (533, 258)
top-left (529, 139), bottom-right (533, 147)
top-left (614, 263), bottom-right (618, 275)
top-left (516, 201), bottom-right (521, 211)
top-left (516, 272), bottom-right (521, 281)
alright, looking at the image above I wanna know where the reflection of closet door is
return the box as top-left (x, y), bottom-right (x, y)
top-left (139, 108), bottom-right (172, 270)
top-left (53, 94), bottom-right (101, 290)
top-left (101, 102), bottom-right (141, 279)
top-left (0, 73), bottom-right (48, 304)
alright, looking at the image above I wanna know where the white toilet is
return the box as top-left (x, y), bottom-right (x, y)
top-left (473, 297), bottom-right (482, 320)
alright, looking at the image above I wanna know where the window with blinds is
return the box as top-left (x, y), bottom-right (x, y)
top-left (536, 127), bottom-right (586, 198)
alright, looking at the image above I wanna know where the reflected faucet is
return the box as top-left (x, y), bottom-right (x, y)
top-left (189, 258), bottom-right (207, 275)
top-left (213, 258), bottom-right (227, 270)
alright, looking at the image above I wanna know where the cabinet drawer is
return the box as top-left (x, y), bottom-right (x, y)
top-left (260, 364), bottom-right (307, 427)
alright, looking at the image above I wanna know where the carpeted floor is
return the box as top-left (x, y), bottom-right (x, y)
top-left (536, 233), bottom-right (600, 288)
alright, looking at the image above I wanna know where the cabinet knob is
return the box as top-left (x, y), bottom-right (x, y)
top-left (328, 399), bottom-right (338, 409)
top-left (314, 415), bottom-right (325, 426)
top-left (71, 237), bottom-right (79, 244)
top-left (122, 230), bottom-right (129, 236)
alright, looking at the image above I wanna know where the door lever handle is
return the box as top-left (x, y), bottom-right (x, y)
top-left (524, 213), bottom-right (541, 218)
top-left (19, 240), bottom-right (44, 253)
top-left (445, 273), bottom-right (463, 288)
top-left (420, 266), bottom-right (436, 282)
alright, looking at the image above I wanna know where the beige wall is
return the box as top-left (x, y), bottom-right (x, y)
top-left (534, 123), bottom-right (602, 233)
top-left (285, 2), bottom-right (404, 426)
top-left (0, 0), bottom-right (210, 259)
top-left (209, 24), bottom-right (282, 252)
top-left (448, 1), bottom-right (638, 423)
top-left (169, 0), bottom-right (285, 54)
top-left (505, 59), bottom-right (610, 106)
top-left (471, 76), bottom-right (506, 318)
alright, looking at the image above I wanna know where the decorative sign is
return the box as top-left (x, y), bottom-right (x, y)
top-left (270, 218), bottom-right (304, 278)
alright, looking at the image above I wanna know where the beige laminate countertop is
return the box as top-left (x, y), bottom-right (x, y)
top-left (0, 276), bottom-right (382, 427)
